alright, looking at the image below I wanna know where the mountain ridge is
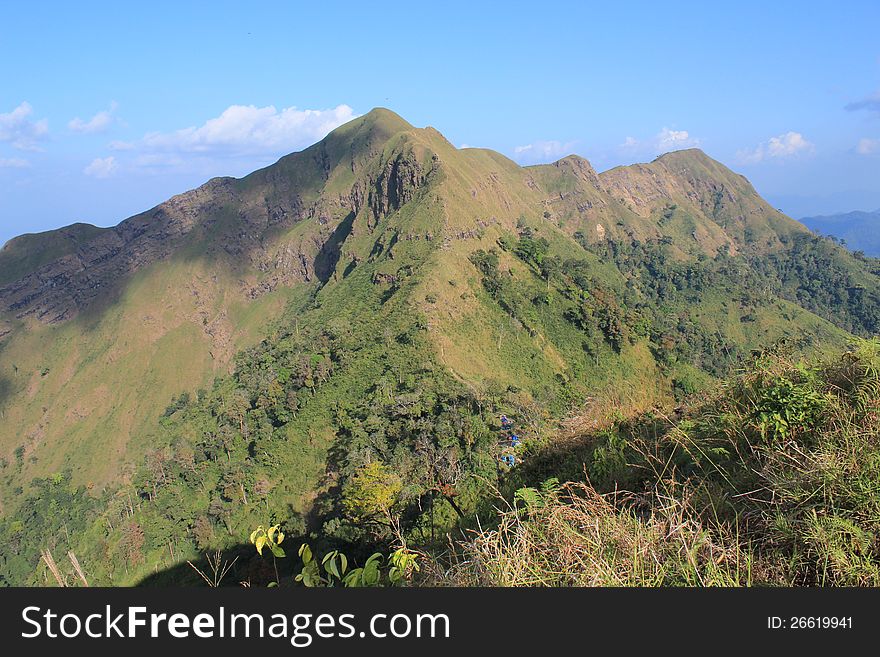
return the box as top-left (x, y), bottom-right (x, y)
top-left (0, 107), bottom-right (876, 535)
top-left (0, 112), bottom-right (808, 325)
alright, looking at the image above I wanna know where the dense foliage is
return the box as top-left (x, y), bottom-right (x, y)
top-left (754, 233), bottom-right (880, 336)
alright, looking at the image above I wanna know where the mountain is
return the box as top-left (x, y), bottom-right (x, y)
top-left (801, 209), bottom-right (880, 257)
top-left (1, 109), bottom-right (878, 585)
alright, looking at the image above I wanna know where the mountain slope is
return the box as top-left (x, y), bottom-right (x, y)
top-left (442, 339), bottom-right (880, 586)
top-left (598, 149), bottom-right (810, 251)
top-left (0, 109), bottom-right (430, 489)
top-left (0, 109), bottom-right (878, 585)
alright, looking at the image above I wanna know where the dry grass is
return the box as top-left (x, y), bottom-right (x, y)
top-left (424, 339), bottom-right (880, 587)
top-left (428, 482), bottom-right (750, 587)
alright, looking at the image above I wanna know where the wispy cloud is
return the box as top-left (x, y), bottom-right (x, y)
top-left (513, 140), bottom-right (577, 164)
top-left (84, 156), bottom-right (117, 178)
top-left (69, 102), bottom-right (119, 134)
top-left (845, 90), bottom-right (880, 115)
top-left (103, 103), bottom-right (357, 175)
top-left (0, 157), bottom-right (31, 168)
top-left (138, 104), bottom-right (356, 156)
top-left (0, 102), bottom-right (48, 151)
top-left (108, 140), bottom-right (135, 151)
top-left (736, 131), bottom-right (814, 164)
top-left (857, 137), bottom-right (880, 155)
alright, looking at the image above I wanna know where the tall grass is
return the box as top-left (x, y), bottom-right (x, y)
top-left (431, 482), bottom-right (751, 586)
top-left (427, 339), bottom-right (880, 586)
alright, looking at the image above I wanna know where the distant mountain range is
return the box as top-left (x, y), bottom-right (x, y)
top-left (801, 209), bottom-right (880, 256)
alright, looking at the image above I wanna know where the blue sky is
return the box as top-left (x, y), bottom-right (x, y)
top-left (2, 1), bottom-right (880, 246)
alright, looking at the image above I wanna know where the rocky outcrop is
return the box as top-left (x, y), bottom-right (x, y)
top-left (367, 150), bottom-right (428, 225)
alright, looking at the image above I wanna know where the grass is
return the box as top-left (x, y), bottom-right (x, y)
top-left (430, 339), bottom-right (880, 586)
top-left (0, 252), bottom-right (299, 494)
top-left (432, 482), bottom-right (751, 586)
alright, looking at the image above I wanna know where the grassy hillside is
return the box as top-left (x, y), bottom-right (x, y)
top-left (438, 340), bottom-right (880, 586)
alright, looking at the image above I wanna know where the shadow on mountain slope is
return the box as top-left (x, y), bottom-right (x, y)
top-left (136, 543), bottom-right (267, 587)
top-left (0, 374), bottom-right (10, 409)
top-left (314, 211), bottom-right (355, 284)
top-left (136, 508), bottom-right (313, 587)
top-left (136, 540), bottom-right (305, 588)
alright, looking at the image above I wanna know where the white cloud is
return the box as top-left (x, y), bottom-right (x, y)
top-left (656, 127), bottom-right (698, 151)
top-left (736, 131), bottom-right (814, 164)
top-left (0, 102), bottom-right (48, 151)
top-left (69, 102), bottom-right (118, 134)
top-left (766, 132), bottom-right (813, 157)
top-left (513, 140), bottom-right (577, 164)
top-left (132, 152), bottom-right (187, 171)
top-left (84, 156), bottom-right (117, 178)
top-left (619, 128), bottom-right (700, 156)
top-left (138, 103), bottom-right (356, 156)
top-left (102, 103), bottom-right (357, 176)
top-left (0, 157), bottom-right (30, 168)
top-left (856, 138), bottom-right (880, 155)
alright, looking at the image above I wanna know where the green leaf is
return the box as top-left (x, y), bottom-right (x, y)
top-left (324, 553), bottom-right (340, 580)
top-left (343, 568), bottom-right (363, 587)
top-left (363, 556), bottom-right (381, 586)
